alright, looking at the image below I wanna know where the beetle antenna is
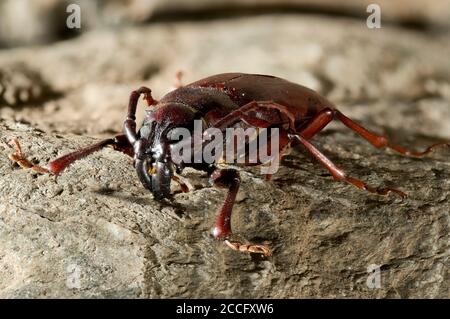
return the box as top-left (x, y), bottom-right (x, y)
top-left (137, 86), bottom-right (157, 106)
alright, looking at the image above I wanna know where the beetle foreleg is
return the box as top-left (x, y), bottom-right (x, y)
top-left (289, 133), bottom-right (407, 199)
top-left (8, 138), bottom-right (50, 174)
top-left (224, 240), bottom-right (272, 257)
top-left (210, 168), bottom-right (272, 256)
top-left (8, 134), bottom-right (133, 175)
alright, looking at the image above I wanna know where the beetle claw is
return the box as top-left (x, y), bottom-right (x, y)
top-left (7, 138), bottom-right (50, 174)
top-left (224, 239), bottom-right (272, 257)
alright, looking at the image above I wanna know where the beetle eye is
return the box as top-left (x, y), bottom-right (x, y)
top-left (167, 127), bottom-right (190, 144)
top-left (139, 125), bottom-right (152, 139)
top-left (138, 122), bottom-right (157, 147)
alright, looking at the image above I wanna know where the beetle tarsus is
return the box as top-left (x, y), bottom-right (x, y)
top-left (7, 138), bottom-right (50, 174)
top-left (224, 240), bottom-right (272, 257)
top-left (344, 176), bottom-right (407, 199)
top-left (388, 142), bottom-right (450, 157)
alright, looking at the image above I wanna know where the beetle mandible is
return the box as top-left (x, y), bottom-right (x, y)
top-left (9, 73), bottom-right (449, 256)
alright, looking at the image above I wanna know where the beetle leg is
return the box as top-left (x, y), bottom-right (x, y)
top-left (171, 175), bottom-right (190, 193)
top-left (296, 107), bottom-right (449, 157)
top-left (210, 168), bottom-right (272, 256)
top-left (289, 133), bottom-right (407, 199)
top-left (210, 169), bottom-right (240, 239)
top-left (213, 101), bottom-right (296, 131)
top-left (110, 134), bottom-right (134, 157)
top-left (297, 108), bottom-right (334, 139)
top-left (8, 134), bottom-right (133, 175)
top-left (224, 240), bottom-right (272, 257)
top-left (123, 86), bottom-right (155, 145)
top-left (334, 110), bottom-right (450, 157)
top-left (174, 70), bottom-right (184, 88)
top-left (8, 138), bottom-right (50, 174)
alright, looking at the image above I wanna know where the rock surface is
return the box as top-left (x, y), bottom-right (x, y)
top-left (0, 15), bottom-right (449, 298)
top-left (1, 0), bottom-right (449, 47)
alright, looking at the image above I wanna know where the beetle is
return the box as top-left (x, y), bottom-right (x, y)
top-left (8, 73), bottom-right (449, 256)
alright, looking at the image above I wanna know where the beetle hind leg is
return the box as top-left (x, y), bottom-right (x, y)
top-left (334, 110), bottom-right (450, 157)
top-left (297, 107), bottom-right (449, 157)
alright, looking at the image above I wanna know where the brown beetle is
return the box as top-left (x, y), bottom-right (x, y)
top-left (9, 73), bottom-right (449, 256)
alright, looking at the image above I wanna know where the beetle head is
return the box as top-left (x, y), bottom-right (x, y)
top-left (134, 103), bottom-right (197, 200)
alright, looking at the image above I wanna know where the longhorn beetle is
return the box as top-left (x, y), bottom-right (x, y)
top-left (9, 73), bottom-right (449, 256)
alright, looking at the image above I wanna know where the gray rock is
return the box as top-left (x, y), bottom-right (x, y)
top-left (0, 15), bottom-right (449, 298)
top-left (1, 0), bottom-right (449, 47)
top-left (0, 0), bottom-right (68, 47)
top-left (0, 63), bottom-right (57, 107)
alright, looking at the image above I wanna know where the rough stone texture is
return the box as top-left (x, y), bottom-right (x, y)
top-left (0, 15), bottom-right (449, 298)
top-left (0, 63), bottom-right (57, 107)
